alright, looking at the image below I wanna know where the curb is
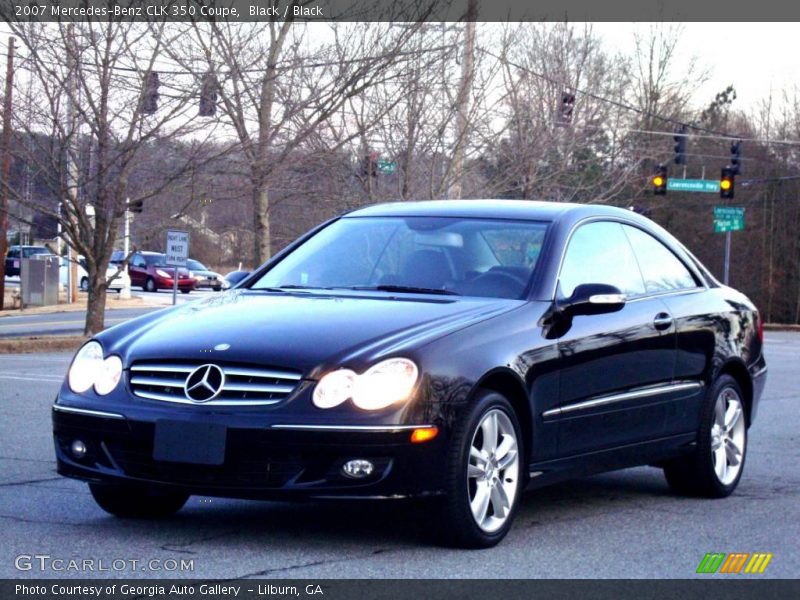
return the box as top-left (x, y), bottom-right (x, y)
top-left (0, 335), bottom-right (87, 355)
top-left (763, 323), bottom-right (800, 332)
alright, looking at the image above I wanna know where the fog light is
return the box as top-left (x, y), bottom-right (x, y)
top-left (342, 459), bottom-right (374, 479)
top-left (70, 439), bottom-right (87, 459)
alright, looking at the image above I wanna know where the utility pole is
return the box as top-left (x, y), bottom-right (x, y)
top-left (120, 198), bottom-right (131, 299)
top-left (0, 37), bottom-right (15, 310)
top-left (66, 24), bottom-right (79, 303)
top-left (449, 0), bottom-right (477, 199)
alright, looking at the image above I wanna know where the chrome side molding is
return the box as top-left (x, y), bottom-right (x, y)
top-left (543, 381), bottom-right (704, 419)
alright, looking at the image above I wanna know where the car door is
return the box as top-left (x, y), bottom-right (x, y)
top-left (129, 253), bottom-right (147, 287)
top-left (621, 224), bottom-right (710, 437)
top-left (552, 221), bottom-right (677, 456)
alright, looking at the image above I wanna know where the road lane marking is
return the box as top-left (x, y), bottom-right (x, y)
top-left (0, 375), bottom-right (63, 382)
top-left (0, 317), bottom-right (129, 330)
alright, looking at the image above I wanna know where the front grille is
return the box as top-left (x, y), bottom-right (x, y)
top-left (129, 361), bottom-right (302, 406)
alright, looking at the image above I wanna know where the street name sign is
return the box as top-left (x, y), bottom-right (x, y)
top-left (667, 179), bottom-right (720, 193)
top-left (377, 160), bottom-right (397, 174)
top-left (714, 207), bottom-right (745, 233)
top-left (166, 230), bottom-right (190, 267)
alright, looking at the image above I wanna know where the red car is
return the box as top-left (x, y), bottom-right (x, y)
top-left (116, 251), bottom-right (195, 293)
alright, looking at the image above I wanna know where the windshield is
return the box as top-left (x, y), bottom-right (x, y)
top-left (145, 254), bottom-right (166, 266)
top-left (251, 216), bottom-right (549, 299)
top-left (187, 259), bottom-right (207, 271)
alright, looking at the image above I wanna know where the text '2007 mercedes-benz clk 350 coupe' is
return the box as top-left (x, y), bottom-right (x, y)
top-left (53, 200), bottom-right (767, 548)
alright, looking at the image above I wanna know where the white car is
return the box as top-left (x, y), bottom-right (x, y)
top-left (60, 257), bottom-right (131, 293)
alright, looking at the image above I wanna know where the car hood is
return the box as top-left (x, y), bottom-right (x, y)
top-left (191, 269), bottom-right (220, 278)
top-left (100, 290), bottom-right (522, 377)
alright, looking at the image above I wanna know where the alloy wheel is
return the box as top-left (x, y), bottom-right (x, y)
top-left (711, 386), bottom-right (746, 486)
top-left (467, 409), bottom-right (520, 533)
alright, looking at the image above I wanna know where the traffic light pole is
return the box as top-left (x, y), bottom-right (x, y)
top-left (723, 231), bottom-right (731, 286)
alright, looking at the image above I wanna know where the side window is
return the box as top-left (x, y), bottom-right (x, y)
top-left (132, 255), bottom-right (146, 268)
top-left (559, 222), bottom-right (645, 298)
top-left (623, 226), bottom-right (698, 293)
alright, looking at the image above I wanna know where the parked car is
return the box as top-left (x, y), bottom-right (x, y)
top-left (53, 200), bottom-right (766, 548)
top-left (186, 259), bottom-right (223, 291)
top-left (4, 245), bottom-right (52, 277)
top-left (59, 256), bottom-right (131, 293)
top-left (111, 250), bottom-right (195, 293)
top-left (222, 270), bottom-right (250, 290)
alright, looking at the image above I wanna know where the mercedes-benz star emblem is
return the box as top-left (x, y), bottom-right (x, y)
top-left (184, 364), bottom-right (226, 403)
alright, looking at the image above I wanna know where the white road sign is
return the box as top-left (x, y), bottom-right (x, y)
top-left (165, 230), bottom-right (189, 267)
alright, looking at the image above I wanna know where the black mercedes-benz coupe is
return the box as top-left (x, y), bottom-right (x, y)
top-left (53, 200), bottom-right (767, 547)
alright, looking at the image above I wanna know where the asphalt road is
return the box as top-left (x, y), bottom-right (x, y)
top-left (0, 333), bottom-right (797, 579)
top-left (0, 288), bottom-right (218, 337)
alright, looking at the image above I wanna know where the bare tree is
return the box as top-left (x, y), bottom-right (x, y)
top-left (2, 19), bottom-right (215, 333)
top-left (169, 7), bottom-right (433, 264)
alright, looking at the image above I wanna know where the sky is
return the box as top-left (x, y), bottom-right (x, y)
top-left (592, 22), bottom-right (800, 113)
top-left (1, 21), bottom-right (797, 115)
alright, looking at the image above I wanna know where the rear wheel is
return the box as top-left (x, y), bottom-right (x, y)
top-left (663, 374), bottom-right (747, 497)
top-left (181, 289), bottom-right (191, 294)
top-left (79, 277), bottom-right (89, 292)
top-left (438, 390), bottom-right (524, 548)
top-left (89, 483), bottom-right (188, 518)
top-left (144, 277), bottom-right (156, 292)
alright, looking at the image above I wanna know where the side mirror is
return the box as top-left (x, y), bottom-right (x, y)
top-left (559, 283), bottom-right (626, 317)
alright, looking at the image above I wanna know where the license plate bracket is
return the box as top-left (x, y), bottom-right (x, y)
top-left (153, 420), bottom-right (226, 465)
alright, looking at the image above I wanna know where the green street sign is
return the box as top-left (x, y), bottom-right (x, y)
top-left (714, 206), bottom-right (745, 233)
top-left (667, 178), bottom-right (720, 193)
top-left (377, 160), bottom-right (396, 174)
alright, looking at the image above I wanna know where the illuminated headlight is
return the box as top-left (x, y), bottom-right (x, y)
top-left (313, 368), bottom-right (356, 408)
top-left (67, 341), bottom-right (123, 396)
top-left (313, 358), bottom-right (418, 411)
top-left (156, 269), bottom-right (170, 278)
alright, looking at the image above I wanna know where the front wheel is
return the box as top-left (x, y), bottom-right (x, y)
top-left (144, 277), bottom-right (156, 292)
top-left (89, 483), bottom-right (189, 518)
top-left (79, 277), bottom-right (89, 292)
top-left (438, 390), bottom-right (524, 548)
top-left (663, 374), bottom-right (747, 497)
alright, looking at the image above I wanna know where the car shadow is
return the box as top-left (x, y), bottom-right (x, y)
top-left (84, 466), bottom-right (676, 549)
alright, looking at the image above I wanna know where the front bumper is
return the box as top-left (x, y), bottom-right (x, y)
top-left (52, 405), bottom-right (446, 500)
top-left (155, 277), bottom-right (195, 291)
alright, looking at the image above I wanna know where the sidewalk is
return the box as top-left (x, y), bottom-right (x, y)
top-left (0, 291), bottom-right (160, 319)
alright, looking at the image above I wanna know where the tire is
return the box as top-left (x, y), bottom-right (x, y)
top-left (213, 286), bottom-right (222, 292)
top-left (663, 374), bottom-right (747, 498)
top-left (437, 389), bottom-right (524, 548)
top-left (79, 277), bottom-right (89, 292)
top-left (144, 277), bottom-right (156, 292)
top-left (181, 289), bottom-right (191, 294)
top-left (89, 483), bottom-right (189, 518)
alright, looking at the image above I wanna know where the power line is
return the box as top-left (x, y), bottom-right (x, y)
top-left (476, 45), bottom-right (747, 142)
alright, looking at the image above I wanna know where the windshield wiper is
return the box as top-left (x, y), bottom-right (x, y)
top-left (247, 285), bottom-right (326, 293)
top-left (346, 285), bottom-right (460, 296)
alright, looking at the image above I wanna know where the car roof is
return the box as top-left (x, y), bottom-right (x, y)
top-left (344, 199), bottom-right (637, 223)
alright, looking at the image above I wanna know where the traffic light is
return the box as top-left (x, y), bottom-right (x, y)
top-left (130, 199), bottom-right (144, 214)
top-left (558, 91), bottom-right (576, 124)
top-left (730, 141), bottom-right (742, 175)
top-left (361, 152), bottom-right (378, 178)
top-left (720, 167), bottom-right (735, 199)
top-left (198, 72), bottom-right (218, 117)
top-left (673, 127), bottom-right (687, 165)
top-left (141, 71), bottom-right (160, 115)
top-left (652, 165), bottom-right (667, 195)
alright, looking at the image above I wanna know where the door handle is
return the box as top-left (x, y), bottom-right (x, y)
top-left (653, 313), bottom-right (673, 331)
